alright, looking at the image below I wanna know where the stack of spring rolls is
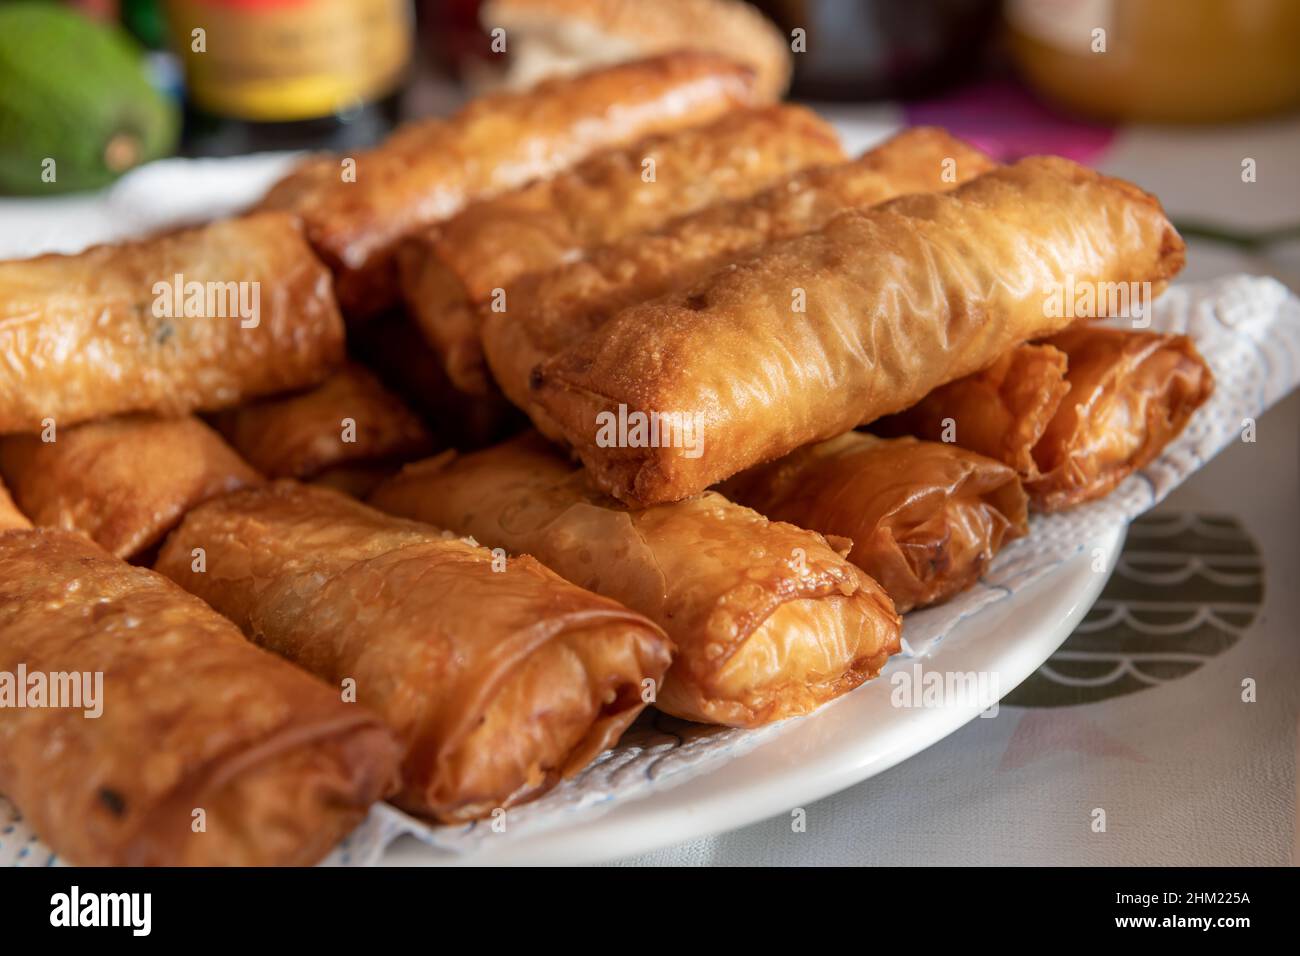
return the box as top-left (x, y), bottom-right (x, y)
top-left (0, 52), bottom-right (1214, 866)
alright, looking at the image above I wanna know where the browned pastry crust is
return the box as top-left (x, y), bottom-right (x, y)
top-left (369, 434), bottom-right (901, 727)
top-left (872, 343), bottom-right (1072, 478)
top-left (532, 157), bottom-right (1186, 505)
top-left (258, 52), bottom-right (763, 316)
top-left (0, 415), bottom-right (263, 559)
top-left (400, 104), bottom-right (844, 393)
top-left (873, 329), bottom-right (1214, 511)
top-left (482, 0), bottom-right (793, 99)
top-left (208, 362), bottom-right (434, 481)
top-left (483, 127), bottom-right (997, 417)
top-left (154, 481), bottom-right (672, 821)
top-left (720, 433), bottom-right (1028, 613)
top-left (0, 528), bottom-right (402, 866)
top-left (1025, 328), bottom-right (1214, 510)
top-left (0, 212), bottom-right (344, 433)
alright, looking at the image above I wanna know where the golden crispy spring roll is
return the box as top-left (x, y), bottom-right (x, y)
top-left (401, 104), bottom-right (845, 393)
top-left (369, 434), bottom-right (901, 728)
top-left (720, 433), bottom-right (1028, 613)
top-left (0, 212), bottom-right (345, 434)
top-left (484, 127), bottom-right (997, 414)
top-left (1026, 328), bottom-right (1214, 510)
top-left (155, 482), bottom-right (671, 822)
top-left (0, 528), bottom-right (401, 866)
top-left (0, 476), bottom-right (27, 530)
top-left (208, 362), bottom-right (434, 494)
top-left (532, 156), bottom-right (1186, 505)
top-left (0, 416), bottom-right (262, 560)
top-left (873, 329), bottom-right (1214, 511)
top-left (259, 52), bottom-right (762, 316)
top-left (872, 343), bottom-right (1071, 477)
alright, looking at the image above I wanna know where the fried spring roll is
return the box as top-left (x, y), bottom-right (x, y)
top-left (0, 528), bottom-right (401, 866)
top-left (259, 52), bottom-right (762, 316)
top-left (208, 362), bottom-right (434, 494)
top-left (0, 476), bottom-right (27, 530)
top-left (720, 433), bottom-right (1028, 613)
top-left (872, 343), bottom-right (1071, 477)
top-left (483, 127), bottom-right (997, 414)
top-left (0, 416), bottom-right (262, 560)
top-left (873, 329), bottom-right (1214, 511)
top-left (155, 482), bottom-right (671, 822)
top-left (532, 156), bottom-right (1186, 505)
top-left (401, 104), bottom-right (845, 393)
top-left (0, 212), bottom-right (345, 434)
top-left (1028, 328), bottom-right (1214, 510)
top-left (369, 434), bottom-right (901, 728)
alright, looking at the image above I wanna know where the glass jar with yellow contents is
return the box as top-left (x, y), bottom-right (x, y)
top-left (1006, 0), bottom-right (1300, 123)
top-left (165, 0), bottom-right (414, 154)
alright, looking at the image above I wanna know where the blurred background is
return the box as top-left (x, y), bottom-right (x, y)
top-left (1, 0), bottom-right (1297, 284)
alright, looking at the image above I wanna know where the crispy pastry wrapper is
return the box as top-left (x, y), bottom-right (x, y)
top-left (531, 156), bottom-right (1186, 505)
top-left (1025, 328), bottom-right (1215, 510)
top-left (484, 127), bottom-right (996, 418)
top-left (0, 415), bottom-right (263, 560)
top-left (400, 104), bottom-right (844, 393)
top-left (720, 433), bottom-right (1028, 613)
top-left (873, 329), bottom-right (1215, 511)
top-left (154, 482), bottom-right (671, 822)
top-left (0, 212), bottom-right (345, 434)
top-left (208, 362), bottom-right (434, 481)
top-left (872, 343), bottom-right (1071, 477)
top-left (259, 52), bottom-right (763, 316)
top-left (369, 434), bottom-right (902, 728)
top-left (0, 528), bottom-right (402, 866)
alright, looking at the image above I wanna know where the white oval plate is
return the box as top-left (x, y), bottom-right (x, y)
top-left (383, 523), bottom-right (1126, 865)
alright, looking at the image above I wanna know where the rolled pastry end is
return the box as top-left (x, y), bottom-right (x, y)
top-left (1027, 329), bottom-right (1214, 511)
top-left (722, 434), bottom-right (1030, 614)
top-left (863, 474), bottom-right (1028, 613)
top-left (419, 614), bottom-right (673, 822)
top-left (835, 437), bottom-right (1029, 613)
top-left (871, 344), bottom-right (1071, 478)
top-left (656, 574), bottom-right (901, 728)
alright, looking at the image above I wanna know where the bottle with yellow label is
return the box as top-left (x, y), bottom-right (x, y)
top-left (165, 0), bottom-right (414, 154)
